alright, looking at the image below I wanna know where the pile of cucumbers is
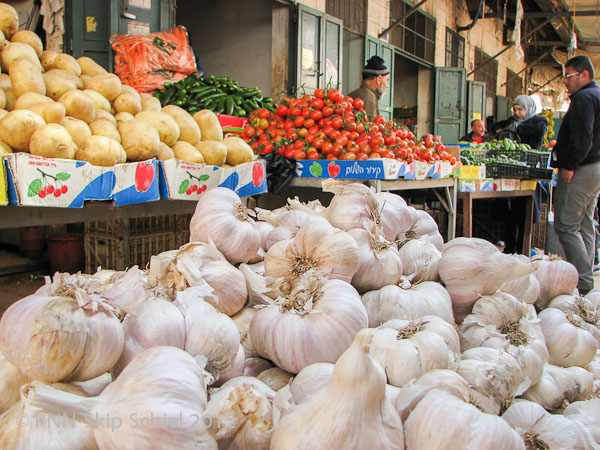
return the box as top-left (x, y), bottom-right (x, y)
top-left (472, 138), bottom-right (533, 152)
top-left (153, 73), bottom-right (274, 117)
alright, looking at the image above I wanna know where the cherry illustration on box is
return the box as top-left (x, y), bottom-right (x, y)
top-left (179, 172), bottom-right (210, 195)
top-left (28, 168), bottom-right (70, 199)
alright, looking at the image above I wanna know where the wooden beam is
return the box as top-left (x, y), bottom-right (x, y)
top-left (501, 47), bottom-right (556, 87)
top-left (529, 73), bottom-right (562, 94)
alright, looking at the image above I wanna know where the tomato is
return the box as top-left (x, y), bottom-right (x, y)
top-left (425, 138), bottom-right (434, 148)
top-left (439, 150), bottom-right (449, 161)
top-left (244, 126), bottom-right (256, 138)
top-left (275, 105), bottom-right (288, 116)
top-left (302, 107), bottom-right (310, 118)
top-left (373, 115), bottom-right (386, 125)
top-left (294, 116), bottom-right (305, 128)
top-left (298, 127), bottom-right (308, 138)
top-left (359, 142), bottom-right (372, 154)
top-left (262, 142), bottom-right (274, 154)
top-left (331, 117), bottom-right (344, 129)
top-left (353, 98), bottom-right (364, 110)
top-left (313, 137), bottom-right (324, 149)
top-left (310, 109), bottom-right (323, 121)
top-left (311, 98), bottom-right (325, 110)
top-left (258, 109), bottom-right (271, 120)
top-left (369, 152), bottom-right (381, 159)
top-left (420, 149), bottom-right (432, 161)
top-left (294, 139), bottom-right (305, 150)
top-left (258, 119), bottom-right (269, 130)
top-left (328, 89), bottom-right (343, 102)
top-left (345, 121), bottom-right (357, 132)
top-left (305, 133), bottom-right (315, 143)
top-left (314, 88), bottom-right (326, 99)
top-left (328, 130), bottom-right (341, 141)
top-left (321, 142), bottom-right (333, 155)
top-left (303, 118), bottom-right (315, 129)
top-left (349, 131), bottom-right (359, 141)
top-left (356, 152), bottom-right (369, 160)
top-left (307, 149), bottom-right (320, 160)
top-left (326, 154), bottom-right (337, 160)
top-left (435, 143), bottom-right (446, 152)
top-left (394, 148), bottom-right (408, 159)
top-left (286, 130), bottom-right (298, 141)
top-left (341, 152), bottom-right (356, 160)
top-left (322, 106), bottom-right (334, 117)
top-left (369, 135), bottom-right (384, 147)
top-left (449, 156), bottom-right (457, 165)
top-left (289, 106), bottom-right (302, 117)
top-left (347, 141), bottom-right (360, 154)
top-left (332, 144), bottom-right (343, 157)
top-left (356, 122), bottom-right (366, 134)
top-left (293, 150), bottom-right (307, 160)
top-left (384, 134), bottom-right (396, 146)
top-left (336, 135), bottom-right (349, 147)
top-left (284, 147), bottom-right (296, 159)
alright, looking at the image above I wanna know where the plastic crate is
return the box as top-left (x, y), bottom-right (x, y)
top-left (527, 167), bottom-right (553, 180)
top-left (85, 232), bottom-right (176, 273)
top-left (485, 163), bottom-right (529, 179)
top-left (85, 216), bottom-right (178, 237)
top-left (538, 151), bottom-right (551, 168)
top-left (487, 149), bottom-right (542, 167)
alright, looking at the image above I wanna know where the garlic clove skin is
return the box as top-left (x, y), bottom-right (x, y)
top-left (397, 207), bottom-right (444, 251)
top-left (538, 307), bottom-right (598, 368)
top-left (257, 367), bottom-right (293, 392)
top-left (0, 352), bottom-right (31, 414)
top-left (532, 254), bottom-right (580, 309)
top-left (321, 180), bottom-right (380, 233)
top-left (374, 191), bottom-right (414, 241)
top-left (190, 187), bottom-right (261, 264)
top-left (500, 274), bottom-right (541, 305)
top-left (265, 209), bottom-right (330, 251)
top-left (214, 344), bottom-right (246, 387)
top-left (231, 307), bottom-right (259, 358)
top-left (397, 238), bottom-right (441, 282)
top-left (242, 357), bottom-right (272, 378)
top-left (70, 372), bottom-right (112, 397)
top-left (548, 294), bottom-right (600, 345)
top-left (563, 399), bottom-right (600, 447)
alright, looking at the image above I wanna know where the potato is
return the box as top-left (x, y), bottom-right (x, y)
top-left (3, 87), bottom-right (15, 111)
top-left (59, 89), bottom-right (95, 124)
top-left (80, 74), bottom-right (91, 85)
top-left (0, 108), bottom-right (8, 121)
top-left (0, 109), bottom-right (45, 151)
top-left (15, 92), bottom-right (53, 110)
top-left (9, 58), bottom-right (46, 97)
top-left (171, 140), bottom-right (205, 163)
top-left (0, 88), bottom-right (6, 110)
top-left (193, 109), bottom-right (223, 141)
top-left (113, 94), bottom-right (142, 115)
top-left (77, 56), bottom-right (107, 77)
top-left (0, 137), bottom-right (11, 155)
top-left (0, 30), bottom-right (6, 51)
top-left (54, 53), bottom-right (82, 76)
top-left (156, 142), bottom-right (174, 160)
top-left (195, 140), bottom-right (227, 166)
top-left (29, 123), bottom-right (77, 159)
top-left (1, 42), bottom-right (42, 72)
top-left (223, 136), bottom-right (254, 165)
top-left (162, 105), bottom-right (201, 145)
top-left (94, 108), bottom-right (117, 126)
top-left (89, 119), bottom-right (120, 142)
top-left (60, 116), bottom-right (92, 148)
top-left (40, 50), bottom-right (58, 70)
top-left (0, 73), bottom-right (10, 90)
top-left (27, 101), bottom-right (66, 124)
top-left (118, 118), bottom-right (160, 161)
top-left (0, 3), bottom-right (19, 39)
top-left (119, 84), bottom-right (141, 103)
top-left (10, 30), bottom-right (43, 57)
top-left (43, 69), bottom-right (84, 101)
top-left (134, 111), bottom-right (180, 146)
top-left (84, 73), bottom-right (121, 102)
top-left (115, 111), bottom-right (134, 123)
top-left (140, 93), bottom-right (162, 112)
top-left (76, 135), bottom-right (125, 166)
top-left (83, 89), bottom-right (111, 112)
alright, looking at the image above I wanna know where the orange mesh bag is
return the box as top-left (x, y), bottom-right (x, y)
top-left (111, 25), bottom-right (197, 93)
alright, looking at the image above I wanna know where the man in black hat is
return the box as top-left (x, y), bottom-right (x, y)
top-left (348, 56), bottom-right (390, 118)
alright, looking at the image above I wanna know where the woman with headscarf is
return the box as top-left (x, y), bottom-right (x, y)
top-left (490, 95), bottom-right (548, 149)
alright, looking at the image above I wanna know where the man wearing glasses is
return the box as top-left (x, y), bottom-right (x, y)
top-left (551, 55), bottom-right (600, 294)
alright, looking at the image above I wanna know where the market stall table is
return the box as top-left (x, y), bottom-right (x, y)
top-left (458, 189), bottom-right (535, 255)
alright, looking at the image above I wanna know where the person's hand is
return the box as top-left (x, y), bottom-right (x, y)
top-left (559, 168), bottom-right (574, 183)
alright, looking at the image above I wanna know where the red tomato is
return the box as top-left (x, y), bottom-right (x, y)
top-left (341, 152), bottom-right (356, 160)
top-left (449, 156), bottom-right (457, 165)
top-left (321, 142), bottom-right (333, 155)
top-left (336, 135), bottom-right (349, 147)
top-left (425, 138), bottom-right (434, 148)
top-left (293, 150), bottom-right (307, 160)
top-left (289, 106), bottom-right (302, 117)
top-left (244, 126), bottom-right (256, 138)
top-left (326, 154), bottom-right (337, 160)
top-left (369, 152), bottom-right (381, 159)
top-left (332, 144), bottom-right (343, 157)
top-left (322, 106), bottom-right (334, 117)
top-left (294, 139), bottom-right (305, 150)
top-left (420, 149), bottom-right (432, 161)
top-left (310, 110), bottom-right (323, 121)
top-left (311, 98), bottom-right (325, 110)
top-left (394, 148), bottom-right (408, 159)
top-left (328, 90), bottom-right (343, 102)
top-left (307, 149), bottom-right (320, 160)
top-left (275, 105), bottom-right (288, 116)
top-left (356, 152), bottom-right (369, 160)
top-left (353, 98), bottom-right (364, 110)
top-left (314, 88), bottom-right (326, 99)
top-left (313, 137), bottom-right (325, 149)
top-left (303, 118), bottom-right (315, 129)
top-left (258, 109), bottom-right (271, 119)
top-left (331, 117), bottom-right (344, 129)
top-left (284, 147), bottom-right (296, 159)
top-left (347, 141), bottom-right (360, 153)
top-left (294, 116), bottom-right (305, 128)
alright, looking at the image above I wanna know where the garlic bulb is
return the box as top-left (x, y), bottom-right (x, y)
top-left (502, 399), bottom-right (590, 450)
top-left (459, 292), bottom-right (549, 390)
top-left (394, 369), bottom-right (471, 421)
top-left (587, 350), bottom-right (600, 396)
top-left (563, 399), bottom-right (600, 448)
top-left (348, 227), bottom-right (404, 293)
top-left (255, 221), bottom-right (275, 251)
top-left (522, 364), bottom-right (593, 411)
top-left (232, 307), bottom-right (259, 358)
top-left (150, 241), bottom-right (248, 316)
top-left (265, 209), bottom-right (330, 251)
top-left (368, 316), bottom-right (460, 388)
top-left (458, 347), bottom-right (525, 415)
top-left (0, 353), bottom-right (30, 414)
top-left (238, 263), bottom-right (284, 308)
top-left (214, 345), bottom-right (246, 386)
top-left (176, 288), bottom-right (242, 383)
top-left (242, 357), bottom-right (272, 377)
top-left (403, 389), bottom-right (525, 450)
top-left (0, 291), bottom-right (124, 383)
top-left (257, 367), bottom-right (293, 392)
top-left (190, 186), bottom-right (261, 264)
top-left (249, 273), bottom-right (368, 373)
top-left (321, 179), bottom-right (380, 232)
top-left (204, 376), bottom-right (275, 450)
top-left (396, 207), bottom-right (444, 251)
top-left (24, 346), bottom-right (216, 449)
top-left (532, 253), bottom-right (579, 309)
top-left (113, 295), bottom-right (186, 375)
top-left (374, 191), bottom-right (414, 240)
top-left (538, 307), bottom-right (598, 367)
top-left (270, 329), bottom-right (405, 450)
top-left (361, 280), bottom-right (454, 326)
top-left (500, 274), bottom-right (541, 304)
top-left (397, 238), bottom-right (441, 282)
top-left (439, 237), bottom-right (537, 321)
top-left (264, 220), bottom-right (360, 285)
top-left (71, 372), bottom-right (112, 397)
top-left (548, 294), bottom-right (600, 344)
top-left (0, 383), bottom-right (97, 450)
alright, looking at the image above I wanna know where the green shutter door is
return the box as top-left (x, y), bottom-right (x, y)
top-left (495, 95), bottom-right (512, 121)
top-left (324, 15), bottom-right (343, 90)
top-left (466, 81), bottom-right (486, 133)
top-left (364, 35), bottom-right (394, 120)
top-left (433, 67), bottom-right (466, 144)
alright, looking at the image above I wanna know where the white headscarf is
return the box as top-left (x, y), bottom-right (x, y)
top-left (513, 95), bottom-right (537, 122)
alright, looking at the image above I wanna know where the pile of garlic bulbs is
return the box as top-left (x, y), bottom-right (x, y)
top-left (0, 182), bottom-right (599, 449)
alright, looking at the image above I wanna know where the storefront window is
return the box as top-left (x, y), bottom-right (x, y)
top-left (474, 47), bottom-right (497, 97)
top-left (505, 68), bottom-right (523, 101)
top-left (390, 0), bottom-right (436, 65)
top-left (445, 28), bottom-right (464, 68)
top-left (326, 0), bottom-right (366, 34)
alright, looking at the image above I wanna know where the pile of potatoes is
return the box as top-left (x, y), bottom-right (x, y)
top-left (0, 2), bottom-right (254, 167)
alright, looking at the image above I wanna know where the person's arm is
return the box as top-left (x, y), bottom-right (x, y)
top-left (517, 117), bottom-right (547, 149)
top-left (560, 94), bottom-right (597, 170)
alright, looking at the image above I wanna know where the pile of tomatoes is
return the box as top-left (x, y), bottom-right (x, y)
top-left (240, 88), bottom-right (456, 164)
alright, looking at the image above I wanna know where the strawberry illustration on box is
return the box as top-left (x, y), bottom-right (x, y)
top-left (109, 159), bottom-right (160, 206)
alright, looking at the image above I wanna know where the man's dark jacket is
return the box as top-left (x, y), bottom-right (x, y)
top-left (459, 131), bottom-right (490, 143)
top-left (552, 81), bottom-right (600, 170)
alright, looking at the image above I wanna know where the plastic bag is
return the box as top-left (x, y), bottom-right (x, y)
top-left (261, 153), bottom-right (296, 195)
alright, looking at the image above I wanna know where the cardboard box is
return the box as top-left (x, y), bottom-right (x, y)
top-left (494, 179), bottom-right (521, 191)
top-left (295, 158), bottom-right (403, 180)
top-left (431, 160), bottom-right (460, 179)
top-left (0, 156), bottom-right (7, 206)
top-left (459, 164), bottom-right (486, 179)
top-left (5, 153), bottom-right (161, 207)
top-left (159, 159), bottom-right (267, 200)
top-left (521, 180), bottom-right (538, 190)
top-left (458, 178), bottom-right (494, 192)
top-left (216, 114), bottom-right (249, 135)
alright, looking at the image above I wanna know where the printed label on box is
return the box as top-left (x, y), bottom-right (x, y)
top-left (219, 160), bottom-right (267, 197)
top-left (0, 156), bottom-right (7, 206)
top-left (216, 114), bottom-right (250, 135)
top-left (159, 159), bottom-right (221, 200)
top-left (521, 180), bottom-right (537, 190)
top-left (110, 159), bottom-right (161, 206)
top-left (499, 179), bottom-right (520, 191)
top-left (295, 160), bottom-right (391, 180)
top-left (459, 164), bottom-right (486, 179)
